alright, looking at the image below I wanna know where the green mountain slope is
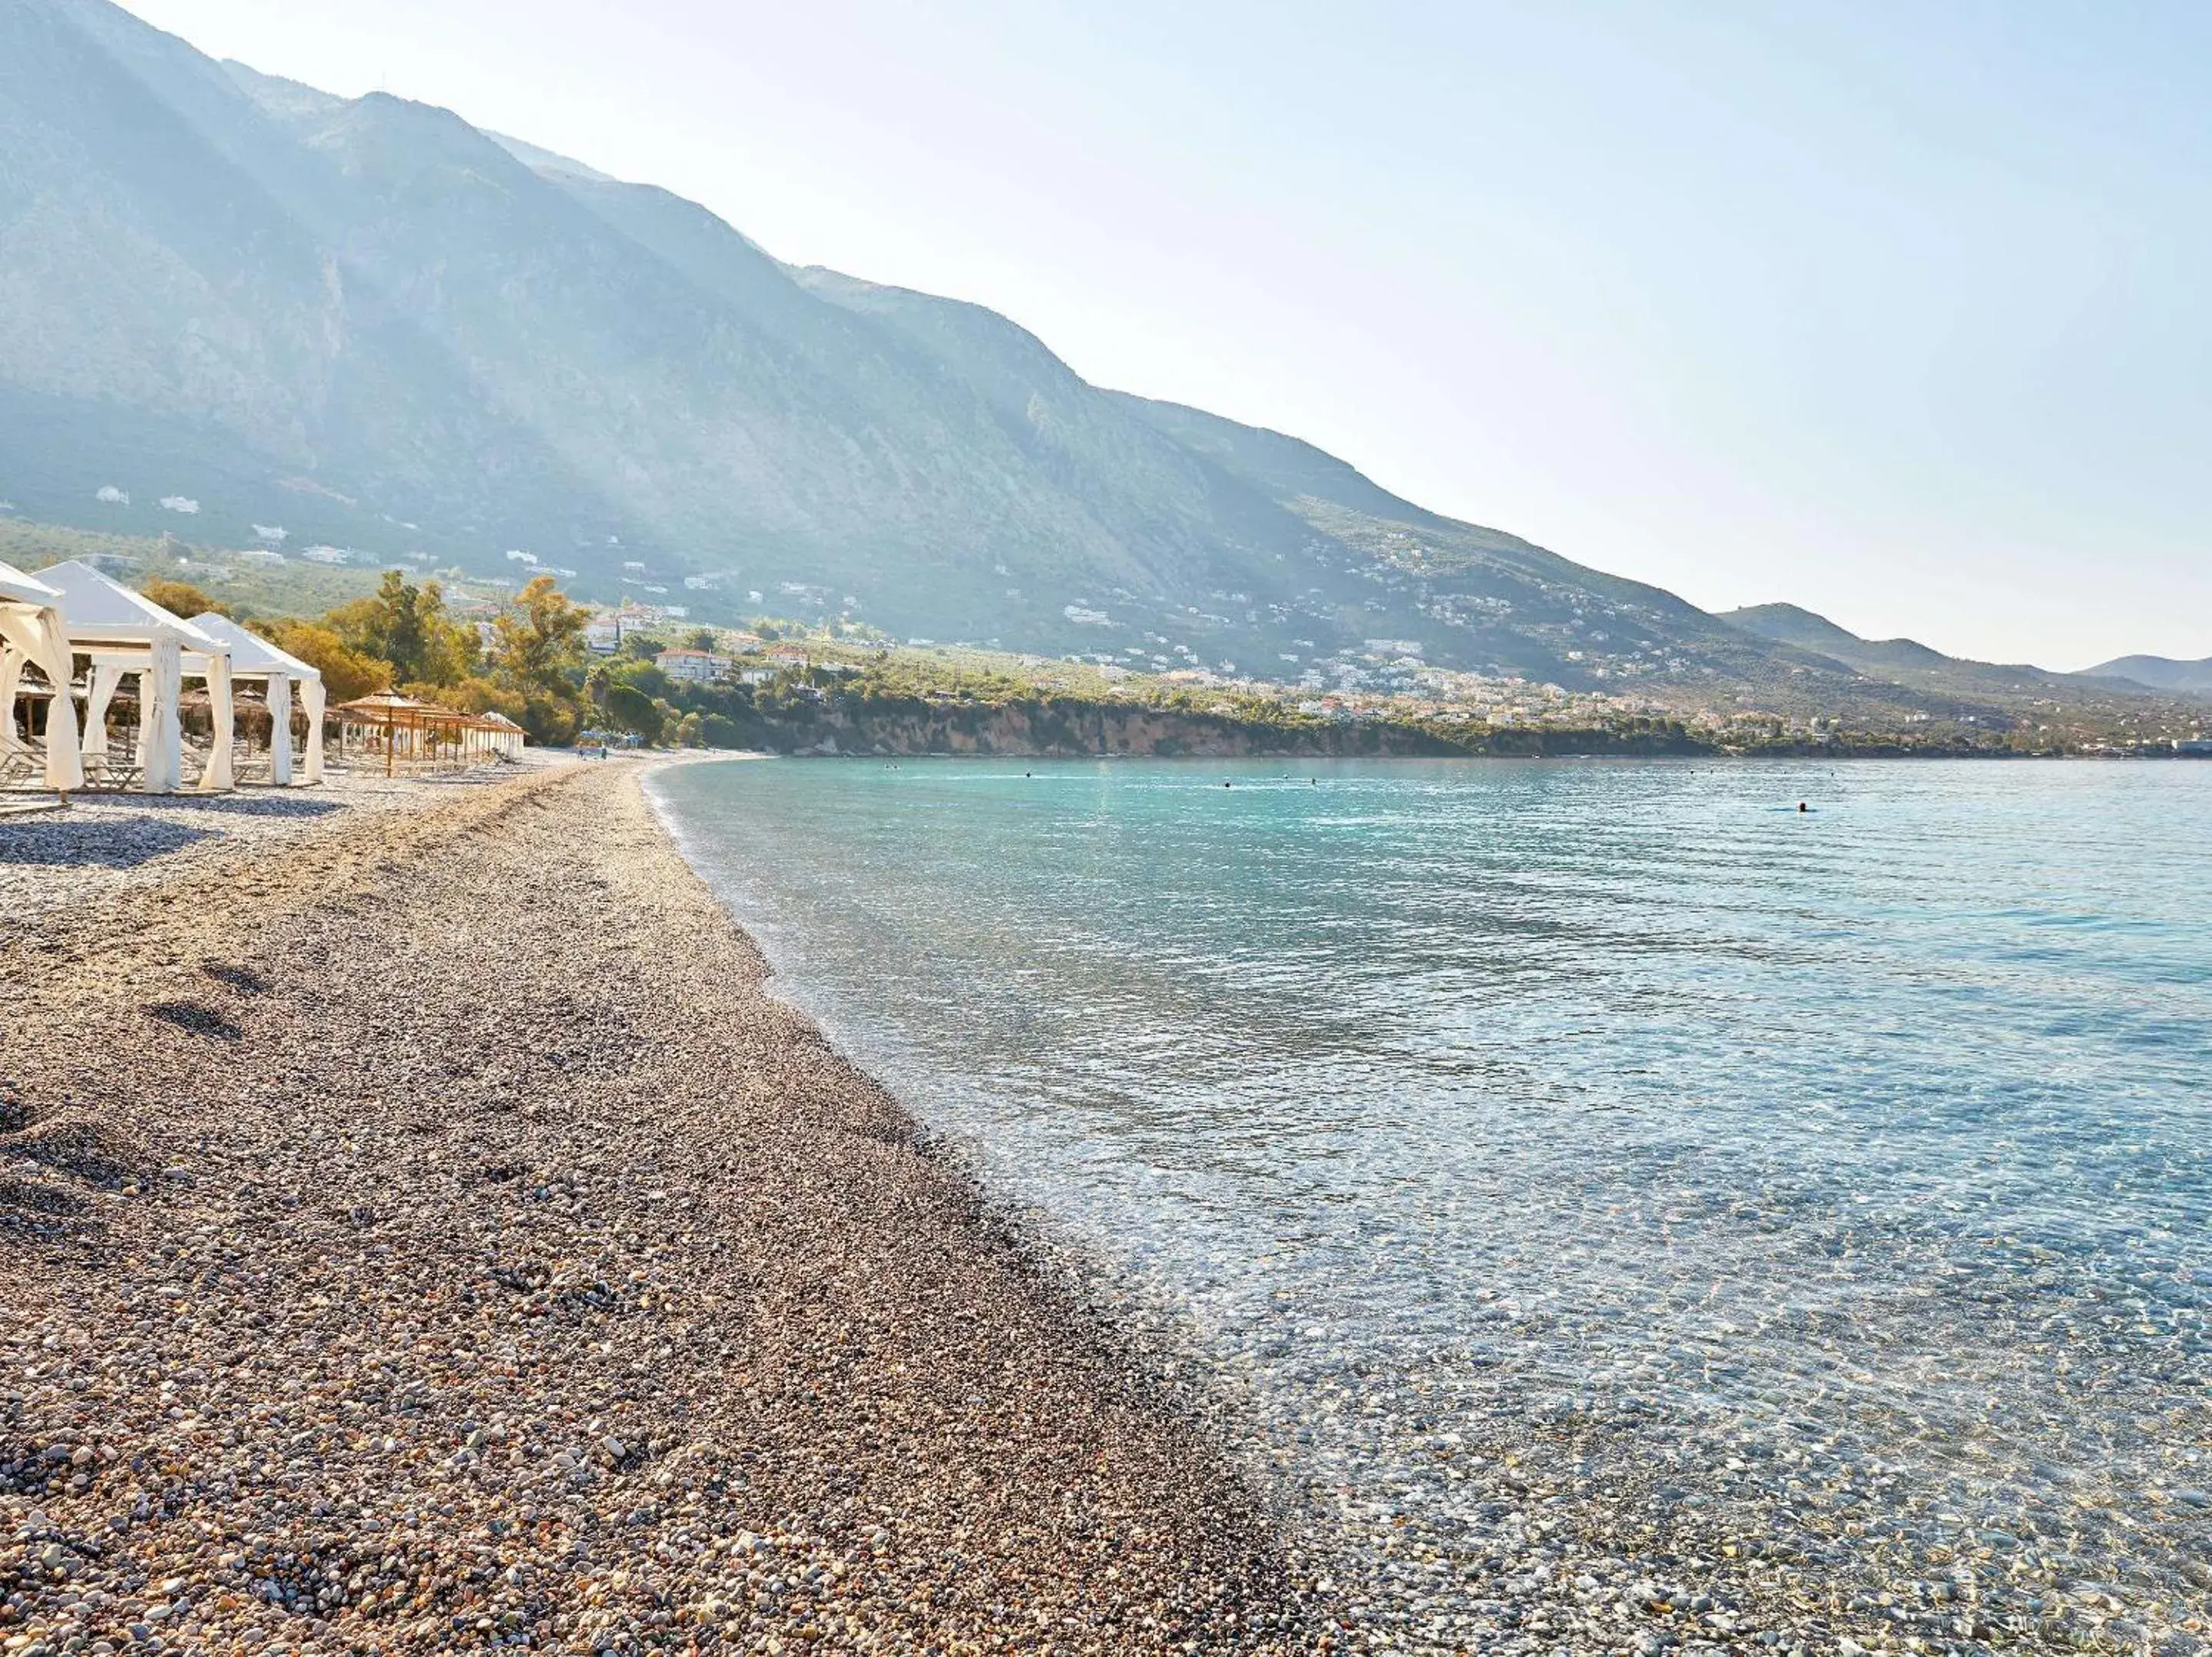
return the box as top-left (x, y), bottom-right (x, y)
top-left (1718, 603), bottom-right (2139, 702)
top-left (2084, 654), bottom-right (2212, 696)
top-left (0, 0), bottom-right (2189, 732)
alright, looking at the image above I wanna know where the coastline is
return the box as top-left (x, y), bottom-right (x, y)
top-left (0, 762), bottom-right (1303, 1654)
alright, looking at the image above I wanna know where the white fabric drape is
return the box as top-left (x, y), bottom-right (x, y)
top-left (137, 637), bottom-right (183, 793)
top-left (0, 645), bottom-right (22, 762)
top-left (193, 652), bottom-right (234, 793)
top-left (41, 651), bottom-right (82, 792)
top-left (84, 661), bottom-right (124, 764)
top-left (267, 670), bottom-right (293, 785)
top-left (300, 675), bottom-right (326, 783)
top-left (0, 602), bottom-right (83, 791)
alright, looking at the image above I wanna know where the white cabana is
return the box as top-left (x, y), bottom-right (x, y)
top-left (476, 709), bottom-right (527, 762)
top-left (35, 560), bottom-right (234, 794)
top-left (187, 612), bottom-right (326, 786)
top-left (0, 560), bottom-right (84, 794)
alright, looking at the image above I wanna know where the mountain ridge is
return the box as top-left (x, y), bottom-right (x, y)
top-left (2083, 653), bottom-right (2212, 695)
top-left (0, 0), bottom-right (2197, 732)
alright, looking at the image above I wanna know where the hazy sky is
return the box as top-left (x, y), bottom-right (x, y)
top-left (121, 0), bottom-right (2211, 669)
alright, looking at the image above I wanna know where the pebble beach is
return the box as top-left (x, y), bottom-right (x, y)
top-left (0, 760), bottom-right (1299, 1655)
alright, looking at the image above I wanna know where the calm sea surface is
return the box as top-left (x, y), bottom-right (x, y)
top-left (649, 756), bottom-right (2212, 1649)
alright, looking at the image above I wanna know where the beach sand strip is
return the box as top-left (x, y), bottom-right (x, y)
top-left (0, 761), bottom-right (1303, 1654)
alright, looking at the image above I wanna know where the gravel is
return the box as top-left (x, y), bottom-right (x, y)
top-left (0, 763), bottom-right (555, 941)
top-left (0, 760), bottom-right (1300, 1653)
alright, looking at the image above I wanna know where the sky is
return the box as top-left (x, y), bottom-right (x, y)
top-left (119, 0), bottom-right (2212, 669)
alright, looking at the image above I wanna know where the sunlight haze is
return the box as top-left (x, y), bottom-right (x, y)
top-left (115, 0), bottom-right (2212, 670)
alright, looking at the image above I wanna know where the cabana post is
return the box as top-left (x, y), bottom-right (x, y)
top-left (0, 559), bottom-right (84, 795)
top-left (187, 613), bottom-right (327, 786)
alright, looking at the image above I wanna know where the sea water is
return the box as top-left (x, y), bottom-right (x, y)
top-left (648, 756), bottom-right (2212, 1649)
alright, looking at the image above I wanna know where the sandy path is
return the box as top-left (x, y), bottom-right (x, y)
top-left (0, 762), bottom-right (1303, 1654)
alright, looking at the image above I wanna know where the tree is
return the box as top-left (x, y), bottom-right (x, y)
top-left (328, 571), bottom-right (476, 686)
top-left (261, 621), bottom-right (392, 702)
top-left (612, 660), bottom-right (672, 700)
top-left (493, 575), bottom-right (588, 692)
top-left (425, 676), bottom-right (528, 724)
top-left (141, 578), bottom-right (225, 620)
top-left (521, 691), bottom-right (583, 747)
top-left (684, 627), bottom-right (718, 652)
top-left (604, 683), bottom-right (663, 743)
top-left (620, 632), bottom-right (667, 662)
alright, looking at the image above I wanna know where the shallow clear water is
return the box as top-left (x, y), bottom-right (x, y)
top-left (649, 756), bottom-right (2212, 1649)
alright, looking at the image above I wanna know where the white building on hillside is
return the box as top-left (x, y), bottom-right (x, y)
top-left (657, 647), bottom-right (732, 684)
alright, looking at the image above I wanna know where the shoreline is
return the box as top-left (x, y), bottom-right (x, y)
top-left (0, 762), bottom-right (1306, 1654)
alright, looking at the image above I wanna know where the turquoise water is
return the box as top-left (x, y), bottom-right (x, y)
top-left (649, 756), bottom-right (2212, 1648)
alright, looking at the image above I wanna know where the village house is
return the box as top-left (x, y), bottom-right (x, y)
top-left (656, 647), bottom-right (733, 684)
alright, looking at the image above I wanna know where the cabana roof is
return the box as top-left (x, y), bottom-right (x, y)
top-left (0, 559), bottom-right (65, 607)
top-left (187, 612), bottom-right (323, 681)
top-left (35, 560), bottom-right (224, 649)
top-left (331, 690), bottom-right (527, 737)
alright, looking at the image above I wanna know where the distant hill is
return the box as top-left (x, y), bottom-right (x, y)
top-left (1717, 603), bottom-right (2147, 703)
top-left (2083, 654), bottom-right (2212, 695)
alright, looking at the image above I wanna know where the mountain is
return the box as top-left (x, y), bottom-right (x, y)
top-left (1717, 603), bottom-right (2167, 705)
top-left (0, 0), bottom-right (2184, 731)
top-left (2083, 654), bottom-right (2212, 696)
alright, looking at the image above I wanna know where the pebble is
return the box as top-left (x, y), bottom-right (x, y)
top-left (1, 760), bottom-right (1296, 1652)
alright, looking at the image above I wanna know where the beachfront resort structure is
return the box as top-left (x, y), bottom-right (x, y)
top-left (0, 557), bottom-right (523, 804)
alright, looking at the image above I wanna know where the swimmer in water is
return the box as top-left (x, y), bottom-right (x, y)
top-left (1797, 801), bottom-right (1810, 812)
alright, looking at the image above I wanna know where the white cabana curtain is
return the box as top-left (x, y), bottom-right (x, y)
top-left (84, 661), bottom-right (124, 763)
top-left (0, 647), bottom-right (22, 772)
top-left (193, 651), bottom-right (234, 793)
top-left (267, 670), bottom-right (293, 785)
top-left (135, 637), bottom-right (184, 794)
top-left (300, 675), bottom-right (326, 783)
top-left (0, 600), bottom-right (84, 792)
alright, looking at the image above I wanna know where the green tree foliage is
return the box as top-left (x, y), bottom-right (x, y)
top-left (684, 628), bottom-right (718, 652)
top-left (327, 571), bottom-right (478, 686)
top-left (522, 691), bottom-right (583, 747)
top-left (493, 575), bottom-right (588, 693)
top-left (141, 577), bottom-right (227, 620)
top-left (604, 683), bottom-right (663, 743)
top-left (612, 660), bottom-right (672, 700)
top-left (260, 620), bottom-right (392, 702)
top-left (416, 675), bottom-right (528, 725)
